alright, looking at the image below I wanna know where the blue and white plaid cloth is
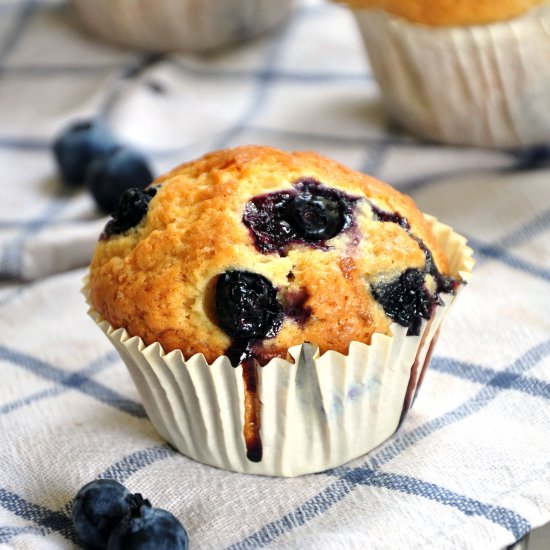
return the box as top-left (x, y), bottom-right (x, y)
top-left (1, 0), bottom-right (549, 548)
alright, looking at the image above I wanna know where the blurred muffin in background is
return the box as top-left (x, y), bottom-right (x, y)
top-left (339, 0), bottom-right (550, 148)
top-left (74, 0), bottom-right (294, 52)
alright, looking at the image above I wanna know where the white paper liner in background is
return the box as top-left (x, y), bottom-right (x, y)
top-left (73, 0), bottom-right (294, 52)
top-left (351, 5), bottom-right (550, 148)
top-left (86, 217), bottom-right (473, 477)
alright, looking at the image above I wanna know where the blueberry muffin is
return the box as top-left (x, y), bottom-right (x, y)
top-left (340, 0), bottom-right (550, 147)
top-left (87, 146), bottom-right (472, 476)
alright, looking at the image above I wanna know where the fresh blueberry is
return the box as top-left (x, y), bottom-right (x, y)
top-left (107, 495), bottom-right (188, 550)
top-left (86, 147), bottom-right (154, 214)
top-left (53, 119), bottom-right (118, 187)
top-left (215, 270), bottom-right (282, 340)
top-left (512, 144), bottom-right (550, 170)
top-left (285, 192), bottom-right (344, 241)
top-left (371, 268), bottom-right (436, 336)
top-left (102, 187), bottom-right (157, 238)
top-left (72, 479), bottom-right (130, 549)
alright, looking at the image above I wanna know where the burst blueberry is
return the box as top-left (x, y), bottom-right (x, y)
top-left (87, 147), bottom-right (154, 214)
top-left (107, 494), bottom-right (188, 550)
top-left (215, 270), bottom-right (282, 340)
top-left (371, 268), bottom-right (436, 336)
top-left (72, 479), bottom-right (131, 549)
top-left (102, 187), bottom-right (157, 238)
top-left (53, 119), bottom-right (118, 186)
top-left (285, 192), bottom-right (344, 241)
top-left (243, 178), bottom-right (357, 254)
top-left (369, 203), bottom-right (459, 296)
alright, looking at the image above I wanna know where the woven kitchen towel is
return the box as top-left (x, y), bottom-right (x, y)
top-left (1, 0), bottom-right (549, 549)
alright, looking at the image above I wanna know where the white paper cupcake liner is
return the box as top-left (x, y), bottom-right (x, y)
top-left (85, 217), bottom-right (473, 477)
top-left (73, 0), bottom-right (294, 52)
top-left (351, 5), bottom-right (550, 148)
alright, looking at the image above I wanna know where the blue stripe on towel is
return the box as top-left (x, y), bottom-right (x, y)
top-left (0, 489), bottom-right (76, 543)
top-left (99, 445), bottom-right (177, 483)
top-left (467, 237), bottom-right (550, 283)
top-left (0, 345), bottom-right (145, 418)
top-left (432, 357), bottom-right (550, 400)
top-left (497, 208), bottom-right (550, 249)
top-left (0, 351), bottom-right (120, 416)
top-left (0, 526), bottom-right (46, 544)
top-left (343, 468), bottom-right (529, 540)
top-left (171, 59), bottom-right (372, 83)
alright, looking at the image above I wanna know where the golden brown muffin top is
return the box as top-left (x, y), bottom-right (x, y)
top-left (339, 0), bottom-right (546, 25)
top-left (88, 146), bottom-right (456, 365)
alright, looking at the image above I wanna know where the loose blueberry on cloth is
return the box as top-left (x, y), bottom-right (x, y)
top-left (53, 120), bottom-right (117, 187)
top-left (86, 148), bottom-right (154, 214)
top-left (72, 480), bottom-right (131, 549)
top-left (107, 495), bottom-right (189, 550)
top-left (53, 119), bottom-right (153, 213)
top-left (72, 479), bottom-right (188, 550)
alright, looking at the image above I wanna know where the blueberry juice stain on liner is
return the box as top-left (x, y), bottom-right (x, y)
top-left (398, 321), bottom-right (437, 428)
top-left (223, 340), bottom-right (265, 462)
top-left (241, 358), bottom-right (262, 463)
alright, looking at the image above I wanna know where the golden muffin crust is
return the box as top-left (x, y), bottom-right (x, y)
top-left (339, 0), bottom-right (546, 25)
top-left (89, 146), bottom-right (454, 364)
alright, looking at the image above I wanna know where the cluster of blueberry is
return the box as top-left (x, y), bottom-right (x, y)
top-left (72, 479), bottom-right (188, 549)
top-left (53, 119), bottom-right (154, 214)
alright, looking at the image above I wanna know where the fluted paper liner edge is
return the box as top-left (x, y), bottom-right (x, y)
top-left (351, 5), bottom-right (550, 147)
top-left (84, 216), bottom-right (473, 477)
